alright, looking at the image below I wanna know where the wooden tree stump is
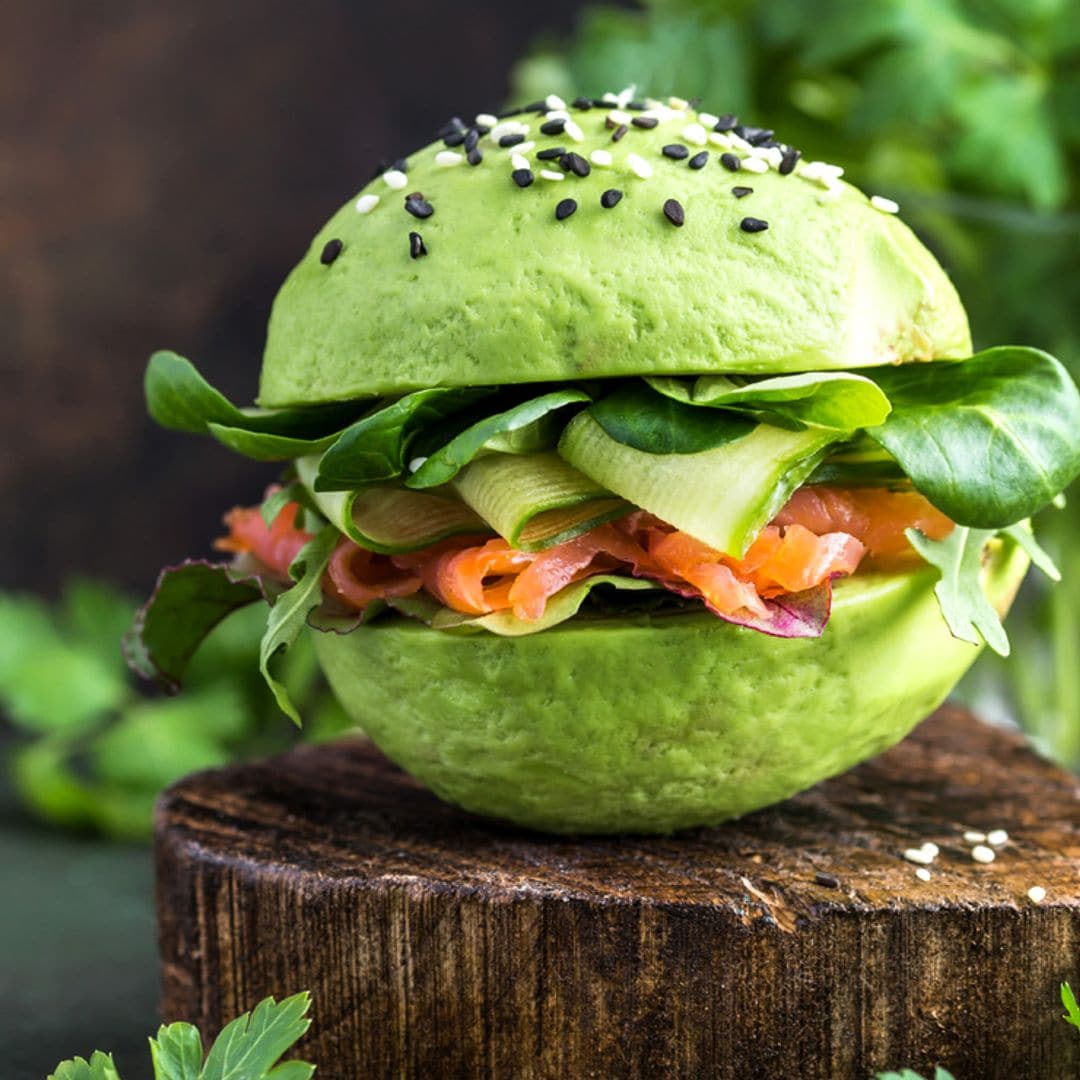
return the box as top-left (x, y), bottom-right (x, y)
top-left (156, 706), bottom-right (1080, 1079)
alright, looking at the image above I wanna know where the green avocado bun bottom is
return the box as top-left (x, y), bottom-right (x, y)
top-left (135, 92), bottom-right (1080, 834)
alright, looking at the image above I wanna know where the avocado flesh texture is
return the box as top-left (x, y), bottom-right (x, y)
top-left (312, 539), bottom-right (1029, 834)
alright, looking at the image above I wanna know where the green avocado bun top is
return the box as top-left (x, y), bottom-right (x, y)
top-left (259, 96), bottom-right (970, 406)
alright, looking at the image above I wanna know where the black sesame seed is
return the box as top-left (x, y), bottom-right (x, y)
top-left (511, 168), bottom-right (534, 188)
top-left (475, 124), bottom-right (491, 136)
top-left (495, 105), bottom-right (526, 119)
top-left (319, 238), bottom-right (343, 265)
top-left (392, 157), bottom-right (409, 173)
top-left (731, 185), bottom-right (754, 198)
top-left (562, 151), bottom-right (590, 177)
top-left (815, 872), bottom-right (841, 889)
top-left (437, 117), bottom-right (466, 137)
top-left (600, 188), bottom-right (623, 208)
top-left (735, 125), bottom-right (775, 146)
top-left (366, 158), bottom-right (391, 184)
top-left (464, 129), bottom-right (480, 152)
top-left (779, 147), bottom-right (801, 175)
top-left (404, 194), bottom-right (434, 219)
top-left (409, 231), bottom-right (426, 258)
top-left (499, 133), bottom-right (526, 148)
top-left (688, 150), bottom-right (709, 170)
top-left (555, 198), bottom-right (578, 221)
top-left (443, 129), bottom-right (467, 148)
top-left (467, 147), bottom-right (483, 166)
top-left (540, 118), bottom-right (566, 135)
top-left (572, 96), bottom-right (593, 110)
top-left (662, 143), bottom-right (690, 160)
top-left (612, 123), bottom-right (629, 142)
top-left (525, 100), bottom-right (547, 113)
top-left (740, 216), bottom-right (769, 233)
top-left (631, 116), bottom-right (658, 129)
top-left (713, 114), bottom-right (738, 131)
top-left (536, 146), bottom-right (565, 161)
top-left (663, 198), bottom-right (685, 227)
top-left (626, 100), bottom-right (648, 111)
top-left (591, 97), bottom-right (612, 108)
top-left (720, 152), bottom-right (741, 172)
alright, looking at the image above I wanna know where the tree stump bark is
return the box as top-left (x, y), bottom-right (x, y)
top-left (156, 706), bottom-right (1080, 1079)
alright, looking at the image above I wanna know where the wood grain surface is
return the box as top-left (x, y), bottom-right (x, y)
top-left (156, 706), bottom-right (1080, 1078)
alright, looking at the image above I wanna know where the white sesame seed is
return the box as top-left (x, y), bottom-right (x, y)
top-left (615, 86), bottom-right (636, 108)
top-left (668, 95), bottom-right (690, 110)
top-left (740, 156), bottom-right (769, 174)
top-left (817, 186), bottom-right (842, 203)
top-left (435, 150), bottom-right (464, 168)
top-left (544, 109), bottom-right (570, 122)
top-left (763, 146), bottom-right (785, 169)
top-left (589, 149), bottom-right (613, 167)
top-left (682, 123), bottom-right (708, 146)
top-left (698, 112), bottom-right (719, 128)
top-left (971, 845), bottom-right (996, 864)
top-left (871, 195), bottom-right (900, 214)
top-left (709, 131), bottom-right (734, 149)
top-left (727, 133), bottom-right (753, 153)
top-left (475, 112), bottom-right (498, 129)
top-left (382, 169), bottom-right (408, 190)
top-left (355, 193), bottom-right (379, 215)
top-left (539, 169), bottom-right (565, 182)
top-left (627, 153), bottom-right (653, 179)
top-left (921, 842), bottom-right (940, 858)
top-left (490, 121), bottom-right (529, 143)
top-left (1027, 885), bottom-right (1046, 903)
top-left (963, 830), bottom-right (987, 844)
top-left (903, 848), bottom-right (935, 866)
top-left (987, 829), bottom-right (1009, 847)
top-left (601, 91), bottom-right (620, 105)
top-left (514, 140), bottom-right (535, 155)
top-left (545, 93), bottom-right (566, 111)
top-left (408, 456), bottom-right (428, 473)
top-left (802, 160), bottom-right (845, 183)
top-left (608, 109), bottom-right (632, 126)
top-left (915, 868), bottom-right (932, 882)
top-left (511, 153), bottom-right (530, 171)
top-left (564, 119), bottom-right (585, 144)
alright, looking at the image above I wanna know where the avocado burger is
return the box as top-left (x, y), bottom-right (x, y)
top-left (127, 91), bottom-right (1080, 834)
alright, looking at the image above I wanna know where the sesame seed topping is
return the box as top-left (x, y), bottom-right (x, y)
top-left (713, 113), bottom-right (738, 131)
top-left (383, 169), bottom-right (409, 191)
top-left (319, 238), bottom-right (342, 265)
top-left (915, 868), bottom-right (932, 882)
top-left (802, 160), bottom-right (845, 183)
top-left (740, 156), bottom-right (769, 174)
top-left (814, 872), bottom-right (840, 889)
top-left (1027, 886), bottom-right (1046, 903)
top-left (437, 116), bottom-right (466, 137)
top-left (632, 115), bottom-right (659, 129)
top-left (668, 95), bottom-right (690, 110)
top-left (537, 146), bottom-right (565, 161)
top-left (727, 132), bottom-right (753, 153)
top-left (408, 232), bottom-right (426, 259)
top-left (688, 150), bottom-right (709, 170)
top-left (539, 168), bottom-right (565, 182)
top-left (735, 125), bottom-right (775, 146)
top-left (563, 151), bottom-right (591, 177)
top-left (731, 186), bottom-right (753, 198)
top-left (572, 96), bottom-right (593, 110)
top-left (779, 147), bottom-right (801, 175)
top-left (499, 133), bottom-right (525, 148)
top-left (903, 847), bottom-right (935, 865)
top-left (971, 845), bottom-right (996, 864)
top-left (544, 109), bottom-right (570, 122)
top-left (511, 152), bottom-right (530, 171)
top-left (607, 109), bottom-right (632, 126)
top-left (511, 168), bottom-right (534, 188)
top-left (435, 150), bottom-right (464, 168)
top-left (589, 149), bottom-right (613, 167)
top-left (871, 195), bottom-right (900, 214)
top-left (515, 141), bottom-right (536, 154)
top-left (564, 120), bottom-right (585, 143)
top-left (464, 129), bottom-right (480, 152)
top-left (682, 122), bottom-right (708, 146)
top-left (555, 198), bottom-right (578, 220)
top-left (490, 120), bottom-right (529, 143)
top-left (467, 147), bottom-right (483, 166)
top-left (611, 123), bottom-right (629, 142)
top-left (355, 194), bottom-right (379, 214)
top-left (740, 216), bottom-right (769, 233)
top-left (709, 131), bottom-right (734, 149)
top-left (720, 152), bottom-right (741, 172)
top-left (546, 93), bottom-right (567, 111)
top-left (475, 112), bottom-right (498, 129)
top-left (600, 188), bottom-right (623, 208)
top-left (662, 144), bottom-right (689, 160)
top-left (698, 112), bottom-right (720, 128)
top-left (443, 129), bottom-right (466, 148)
top-left (921, 842), bottom-right (940, 858)
top-left (963, 830), bottom-right (987, 843)
top-left (987, 829), bottom-right (1009, 847)
top-left (404, 194), bottom-right (434, 219)
top-left (540, 118), bottom-right (566, 136)
top-left (627, 153), bottom-right (653, 179)
top-left (662, 198), bottom-right (685, 227)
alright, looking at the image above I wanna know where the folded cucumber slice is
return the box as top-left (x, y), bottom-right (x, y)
top-left (453, 451), bottom-right (629, 551)
top-left (297, 456), bottom-right (488, 553)
top-left (559, 414), bottom-right (838, 556)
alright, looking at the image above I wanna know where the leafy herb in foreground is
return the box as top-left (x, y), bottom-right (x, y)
top-left (876, 1068), bottom-right (955, 1080)
top-left (1063, 982), bottom-right (1080, 1032)
top-left (48, 992), bottom-right (315, 1080)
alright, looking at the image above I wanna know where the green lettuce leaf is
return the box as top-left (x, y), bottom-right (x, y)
top-left (647, 371), bottom-right (892, 430)
top-left (407, 388), bottom-right (589, 488)
top-left (868, 346), bottom-right (1080, 528)
top-left (314, 387), bottom-right (495, 490)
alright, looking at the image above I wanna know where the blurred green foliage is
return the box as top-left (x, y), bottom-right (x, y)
top-left (0, 581), bottom-right (352, 839)
top-left (514, 0), bottom-right (1080, 766)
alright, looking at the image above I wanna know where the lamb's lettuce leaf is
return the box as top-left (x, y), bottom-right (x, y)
top-left (647, 371), bottom-right (892, 430)
top-left (867, 347), bottom-right (1080, 528)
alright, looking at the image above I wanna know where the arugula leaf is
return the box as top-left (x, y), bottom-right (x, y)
top-left (48, 1051), bottom-right (123, 1080)
top-left (259, 527), bottom-right (339, 725)
top-left (906, 526), bottom-right (1008, 656)
top-left (407, 388), bottom-right (589, 488)
top-left (647, 371), bottom-right (892, 431)
top-left (145, 350), bottom-right (361, 440)
top-left (1063, 982), bottom-right (1080, 1032)
top-left (587, 383), bottom-right (758, 454)
top-left (207, 422), bottom-right (347, 462)
top-left (123, 562), bottom-right (277, 694)
top-left (314, 387), bottom-right (495, 490)
top-left (1002, 522), bottom-right (1061, 582)
top-left (868, 347), bottom-right (1080, 528)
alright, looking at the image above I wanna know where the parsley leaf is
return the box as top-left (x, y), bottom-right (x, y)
top-left (48, 1052), bottom-right (123, 1080)
top-left (1063, 982), bottom-right (1080, 1032)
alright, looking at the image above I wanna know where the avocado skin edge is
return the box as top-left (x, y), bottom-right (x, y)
top-left (312, 543), bottom-right (1028, 835)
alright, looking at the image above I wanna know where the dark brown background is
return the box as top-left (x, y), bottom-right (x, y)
top-left (1, 0), bottom-right (592, 597)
